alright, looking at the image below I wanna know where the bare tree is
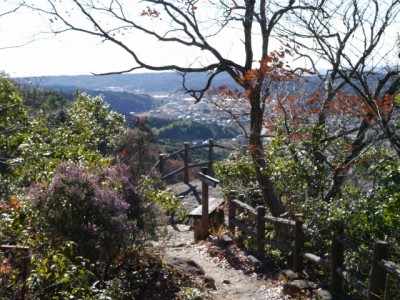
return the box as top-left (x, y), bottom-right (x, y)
top-left (20, 0), bottom-right (398, 213)
top-left (278, 0), bottom-right (400, 201)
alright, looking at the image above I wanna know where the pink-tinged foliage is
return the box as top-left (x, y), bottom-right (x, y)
top-left (29, 162), bottom-right (152, 262)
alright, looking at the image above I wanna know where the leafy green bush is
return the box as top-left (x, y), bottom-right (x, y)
top-left (29, 241), bottom-right (98, 299)
top-left (214, 151), bottom-right (259, 203)
top-left (0, 196), bottom-right (97, 300)
top-left (0, 75), bottom-right (30, 197)
top-left (0, 196), bottom-right (33, 299)
top-left (9, 92), bottom-right (125, 188)
top-left (138, 176), bottom-right (186, 222)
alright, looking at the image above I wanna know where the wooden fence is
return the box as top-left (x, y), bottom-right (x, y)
top-left (155, 139), bottom-right (234, 184)
top-left (228, 191), bottom-right (400, 300)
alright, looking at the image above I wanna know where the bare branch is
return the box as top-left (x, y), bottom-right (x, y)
top-left (0, 1), bottom-right (24, 18)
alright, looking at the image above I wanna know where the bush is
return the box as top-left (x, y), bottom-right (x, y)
top-left (114, 118), bottom-right (160, 177)
top-left (8, 92), bottom-right (125, 188)
top-left (28, 241), bottom-right (98, 299)
top-left (29, 162), bottom-right (156, 263)
top-left (138, 176), bottom-right (186, 222)
top-left (0, 196), bottom-right (33, 299)
top-left (214, 151), bottom-right (259, 202)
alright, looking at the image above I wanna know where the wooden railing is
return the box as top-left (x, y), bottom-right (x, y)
top-left (227, 191), bottom-right (400, 300)
top-left (155, 139), bottom-right (234, 184)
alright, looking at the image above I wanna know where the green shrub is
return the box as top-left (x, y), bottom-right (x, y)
top-left (29, 241), bottom-right (98, 299)
top-left (138, 176), bottom-right (186, 222)
top-left (214, 151), bottom-right (258, 202)
top-left (8, 92), bottom-right (124, 188)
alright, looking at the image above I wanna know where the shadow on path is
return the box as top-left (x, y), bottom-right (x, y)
top-left (175, 183), bottom-right (201, 204)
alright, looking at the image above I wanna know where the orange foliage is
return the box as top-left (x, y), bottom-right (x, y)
top-left (263, 116), bottom-right (277, 132)
top-left (9, 197), bottom-right (23, 212)
top-left (0, 258), bottom-right (12, 275)
top-left (328, 91), bottom-right (395, 122)
top-left (208, 86), bottom-right (243, 99)
top-left (378, 94), bottom-right (395, 117)
top-left (0, 197), bottom-right (24, 214)
top-left (328, 92), bottom-right (367, 119)
top-left (240, 49), bottom-right (298, 89)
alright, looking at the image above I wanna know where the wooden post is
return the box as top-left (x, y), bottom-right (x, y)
top-left (184, 142), bottom-right (189, 184)
top-left (293, 213), bottom-right (304, 273)
top-left (208, 139), bottom-right (214, 175)
top-left (228, 190), bottom-right (236, 234)
top-left (201, 167), bottom-right (209, 239)
top-left (158, 154), bottom-right (164, 176)
top-left (193, 218), bottom-right (202, 242)
top-left (331, 223), bottom-right (344, 297)
top-left (368, 241), bottom-right (389, 300)
top-left (256, 206), bottom-right (266, 261)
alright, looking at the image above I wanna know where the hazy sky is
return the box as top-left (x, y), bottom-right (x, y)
top-left (0, 1), bottom-right (398, 78)
top-left (0, 3), bottom-right (148, 77)
top-left (0, 1), bottom-right (246, 78)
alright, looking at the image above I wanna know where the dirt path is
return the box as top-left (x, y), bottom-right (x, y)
top-left (154, 180), bottom-right (289, 300)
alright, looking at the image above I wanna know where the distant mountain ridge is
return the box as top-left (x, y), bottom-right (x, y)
top-left (17, 72), bottom-right (240, 94)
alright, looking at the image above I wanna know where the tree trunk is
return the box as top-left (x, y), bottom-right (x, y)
top-left (249, 89), bottom-right (286, 217)
top-left (324, 115), bottom-right (371, 202)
